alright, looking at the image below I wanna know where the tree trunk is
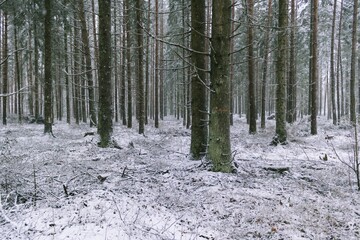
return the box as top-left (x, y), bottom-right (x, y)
top-left (154, 0), bottom-right (159, 128)
top-left (2, 12), bottom-right (8, 125)
top-left (208, 0), bottom-right (233, 172)
top-left (247, 0), bottom-right (256, 134)
top-left (330, 0), bottom-right (337, 125)
top-left (14, 27), bottom-right (22, 123)
top-left (126, 0), bottom-right (132, 128)
top-left (98, 0), bottom-right (113, 147)
top-left (274, 0), bottom-right (288, 144)
top-left (136, 0), bottom-right (145, 134)
top-left (287, 0), bottom-right (296, 123)
top-left (190, 0), bottom-right (208, 159)
top-left (261, 0), bottom-right (272, 129)
top-left (44, 0), bottom-right (53, 134)
top-left (337, 0), bottom-right (344, 121)
top-left (79, 0), bottom-right (97, 127)
top-left (121, 0), bottom-right (127, 126)
top-left (350, 0), bottom-right (358, 124)
top-left (310, 0), bottom-right (318, 135)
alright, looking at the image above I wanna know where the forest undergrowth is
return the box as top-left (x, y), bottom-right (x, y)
top-left (0, 116), bottom-right (359, 240)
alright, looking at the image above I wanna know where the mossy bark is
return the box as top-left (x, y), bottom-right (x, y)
top-left (208, 0), bottom-right (233, 173)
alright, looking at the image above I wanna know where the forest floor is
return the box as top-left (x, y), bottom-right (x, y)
top-left (0, 115), bottom-right (359, 240)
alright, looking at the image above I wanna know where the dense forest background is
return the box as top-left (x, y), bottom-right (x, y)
top-left (0, 0), bottom-right (360, 170)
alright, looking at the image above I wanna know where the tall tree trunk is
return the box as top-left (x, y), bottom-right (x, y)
top-left (14, 27), bottom-right (22, 123)
top-left (261, 0), bottom-right (272, 129)
top-left (310, 0), bottom-right (318, 135)
top-left (44, 0), bottom-right (53, 134)
top-left (79, 0), bottom-right (97, 127)
top-left (330, 0), bottom-right (337, 125)
top-left (126, 0), bottom-right (133, 128)
top-left (287, 0), bottom-right (296, 123)
top-left (154, 0), bottom-right (159, 128)
top-left (247, 0), bottom-right (256, 134)
top-left (113, 2), bottom-right (119, 123)
top-left (350, 0), bottom-right (358, 124)
top-left (98, 0), bottom-right (113, 147)
top-left (208, 0), bottom-right (233, 172)
top-left (2, 12), bottom-right (8, 125)
top-left (136, 0), bottom-right (145, 134)
top-left (144, 0), bottom-right (151, 125)
top-left (121, 1), bottom-right (127, 126)
top-left (274, 0), bottom-right (288, 144)
top-left (64, 30), bottom-right (71, 124)
top-left (190, 0), bottom-right (208, 159)
top-left (337, 0), bottom-right (344, 121)
top-left (34, 21), bottom-right (40, 120)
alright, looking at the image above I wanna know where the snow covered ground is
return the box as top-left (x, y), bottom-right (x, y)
top-left (0, 115), bottom-right (359, 240)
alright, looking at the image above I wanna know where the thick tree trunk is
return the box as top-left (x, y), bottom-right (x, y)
top-left (208, 0), bottom-right (233, 172)
top-left (274, 0), bottom-right (288, 144)
top-left (190, 0), bottom-right (208, 159)
top-left (98, 0), bottom-right (113, 147)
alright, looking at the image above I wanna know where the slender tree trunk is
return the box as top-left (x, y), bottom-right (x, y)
top-left (14, 27), bottom-right (22, 123)
top-left (79, 0), bottom-right (97, 127)
top-left (144, 0), bottom-right (151, 125)
top-left (287, 0), bottom-right (297, 123)
top-left (2, 12), bottom-right (8, 125)
top-left (310, 0), bottom-right (318, 135)
top-left (154, 0), bottom-right (159, 128)
top-left (190, 0), bottom-right (208, 159)
top-left (274, 0), bottom-right (288, 144)
top-left (350, 0), bottom-right (358, 124)
top-left (330, 0), bottom-right (337, 125)
top-left (247, 0), bottom-right (256, 134)
top-left (64, 30), bottom-right (71, 124)
top-left (98, 0), bottom-right (113, 147)
top-left (121, 3), bottom-right (127, 126)
top-left (208, 0), bottom-right (233, 172)
top-left (136, 0), bottom-right (145, 134)
top-left (337, 0), bottom-right (343, 121)
top-left (44, 0), bottom-right (53, 134)
top-left (34, 21), bottom-right (40, 120)
top-left (261, 0), bottom-right (272, 129)
top-left (126, 0), bottom-right (132, 128)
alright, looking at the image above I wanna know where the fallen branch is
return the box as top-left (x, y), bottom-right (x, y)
top-left (263, 166), bottom-right (290, 174)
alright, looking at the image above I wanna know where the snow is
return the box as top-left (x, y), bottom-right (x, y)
top-left (0, 116), bottom-right (359, 240)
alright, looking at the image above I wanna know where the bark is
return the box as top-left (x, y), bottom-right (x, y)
top-left (154, 0), bottom-right (159, 128)
top-left (261, 0), bottom-right (272, 129)
top-left (350, 0), bottom-right (358, 124)
top-left (274, 0), bottom-right (288, 144)
top-left (126, 0), bottom-right (132, 129)
top-left (64, 30), bottom-right (70, 124)
top-left (208, 0), bottom-right (233, 172)
top-left (190, 0), bottom-right (208, 159)
top-left (79, 0), bottom-right (97, 127)
top-left (310, 0), bottom-right (318, 135)
top-left (247, 0), bottom-right (256, 134)
top-left (2, 12), bottom-right (7, 125)
top-left (44, 0), bottom-right (53, 134)
top-left (121, 0), bottom-right (127, 126)
top-left (330, 0), bottom-right (337, 125)
top-left (14, 27), bottom-right (22, 123)
top-left (287, 0), bottom-right (297, 123)
top-left (136, 0), bottom-right (145, 134)
top-left (98, 0), bottom-right (113, 147)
